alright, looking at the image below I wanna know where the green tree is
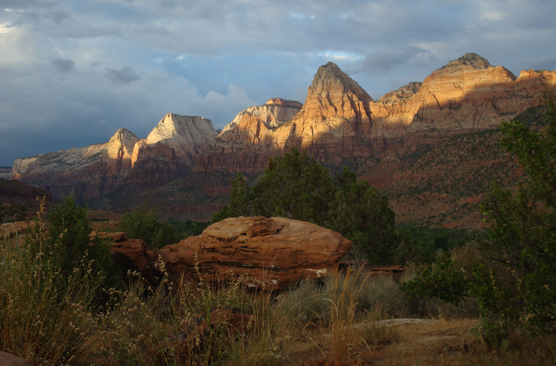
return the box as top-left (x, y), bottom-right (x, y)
top-left (119, 205), bottom-right (179, 248)
top-left (250, 148), bottom-right (336, 226)
top-left (47, 196), bottom-right (122, 303)
top-left (212, 173), bottom-right (252, 222)
top-left (328, 168), bottom-right (398, 264)
top-left (212, 148), bottom-right (401, 263)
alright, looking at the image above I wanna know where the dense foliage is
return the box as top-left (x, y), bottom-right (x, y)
top-left (120, 206), bottom-right (210, 248)
top-left (403, 92), bottom-right (556, 346)
top-left (0, 196), bottom-right (122, 362)
top-left (397, 225), bottom-right (480, 263)
top-left (119, 205), bottom-right (180, 248)
top-left (169, 219), bottom-right (211, 238)
top-left (213, 148), bottom-right (404, 264)
top-left (0, 201), bottom-right (28, 223)
top-left (47, 196), bottom-right (123, 300)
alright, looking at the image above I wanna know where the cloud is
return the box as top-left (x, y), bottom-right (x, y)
top-left (50, 58), bottom-right (74, 72)
top-left (358, 47), bottom-right (433, 76)
top-left (105, 66), bottom-right (140, 84)
top-left (1, 0), bottom-right (556, 167)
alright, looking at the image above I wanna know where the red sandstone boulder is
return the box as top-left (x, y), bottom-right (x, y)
top-left (103, 217), bottom-right (352, 290)
top-left (99, 232), bottom-right (156, 279)
top-left (157, 216), bottom-right (352, 290)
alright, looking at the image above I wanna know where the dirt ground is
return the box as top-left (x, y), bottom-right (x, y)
top-left (281, 318), bottom-right (554, 366)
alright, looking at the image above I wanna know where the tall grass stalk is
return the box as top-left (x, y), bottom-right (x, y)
top-left (325, 268), bottom-right (364, 360)
top-left (89, 264), bottom-right (294, 366)
top-left (0, 210), bottom-right (103, 364)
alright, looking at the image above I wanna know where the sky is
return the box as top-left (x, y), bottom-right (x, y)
top-left (1, 0), bottom-right (556, 166)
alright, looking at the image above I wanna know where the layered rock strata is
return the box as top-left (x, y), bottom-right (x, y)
top-left (108, 216), bottom-right (352, 290)
top-left (220, 98), bottom-right (302, 134)
top-left (197, 54), bottom-right (556, 173)
top-left (13, 116), bottom-right (217, 200)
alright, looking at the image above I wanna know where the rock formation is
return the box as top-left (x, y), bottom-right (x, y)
top-left (196, 62), bottom-right (375, 171)
top-left (9, 53), bottom-right (556, 222)
top-left (197, 53), bottom-right (556, 174)
top-left (142, 114), bottom-right (217, 165)
top-left (220, 98), bottom-right (302, 134)
top-left (12, 115), bottom-right (217, 200)
top-left (107, 216), bottom-right (352, 290)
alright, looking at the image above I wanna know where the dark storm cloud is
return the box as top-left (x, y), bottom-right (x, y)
top-left (1, 0), bottom-right (556, 166)
top-left (51, 58), bottom-right (74, 73)
top-left (358, 47), bottom-right (433, 76)
top-left (106, 66), bottom-right (140, 84)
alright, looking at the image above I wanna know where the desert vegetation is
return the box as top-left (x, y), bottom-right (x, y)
top-left (0, 201), bottom-right (28, 223)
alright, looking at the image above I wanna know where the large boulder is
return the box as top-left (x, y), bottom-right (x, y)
top-left (157, 216), bottom-right (352, 290)
top-left (100, 232), bottom-right (158, 280)
top-left (105, 217), bottom-right (352, 290)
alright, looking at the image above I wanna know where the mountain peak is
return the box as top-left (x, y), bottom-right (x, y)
top-left (442, 53), bottom-right (492, 70)
top-left (108, 128), bottom-right (139, 153)
top-left (310, 62), bottom-right (373, 102)
top-left (146, 114), bottom-right (217, 163)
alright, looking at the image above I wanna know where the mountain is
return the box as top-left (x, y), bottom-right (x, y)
top-left (9, 53), bottom-right (556, 226)
top-left (12, 115), bottom-right (217, 201)
top-left (197, 54), bottom-right (556, 174)
top-left (220, 98), bottom-right (302, 134)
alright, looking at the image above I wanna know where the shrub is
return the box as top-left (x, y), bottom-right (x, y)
top-left (47, 196), bottom-right (122, 301)
top-left (0, 201), bottom-right (28, 223)
top-left (0, 197), bottom-right (114, 364)
top-left (119, 205), bottom-right (180, 248)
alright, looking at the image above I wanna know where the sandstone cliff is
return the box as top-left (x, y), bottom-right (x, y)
top-left (197, 54), bottom-right (556, 174)
top-left (10, 54), bottom-right (556, 223)
top-left (13, 116), bottom-right (217, 200)
top-left (197, 62), bottom-right (376, 172)
top-left (220, 98), bottom-right (302, 134)
top-left (142, 114), bottom-right (216, 165)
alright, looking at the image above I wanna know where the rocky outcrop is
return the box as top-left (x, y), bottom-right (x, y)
top-left (11, 129), bottom-right (138, 200)
top-left (378, 82), bottom-right (422, 103)
top-left (197, 62), bottom-right (375, 171)
top-left (104, 232), bottom-right (158, 279)
top-left (144, 114), bottom-right (217, 165)
top-left (12, 115), bottom-right (217, 200)
top-left (368, 53), bottom-right (556, 158)
top-left (106, 217), bottom-right (352, 290)
top-left (220, 98), bottom-right (302, 134)
top-left (197, 54), bottom-right (556, 173)
top-left (158, 216), bottom-right (352, 290)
